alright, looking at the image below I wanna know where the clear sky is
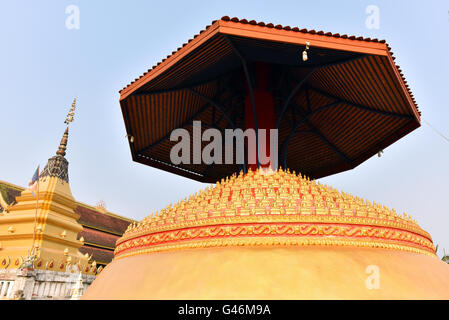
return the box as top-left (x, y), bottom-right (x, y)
top-left (1, 1), bottom-right (448, 255)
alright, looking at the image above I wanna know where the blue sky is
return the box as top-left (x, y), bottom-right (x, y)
top-left (1, 0), bottom-right (448, 255)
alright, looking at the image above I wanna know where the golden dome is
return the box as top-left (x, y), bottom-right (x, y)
top-left (116, 168), bottom-right (434, 258)
top-left (84, 169), bottom-right (449, 299)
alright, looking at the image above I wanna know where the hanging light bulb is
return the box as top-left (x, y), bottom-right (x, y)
top-left (125, 134), bottom-right (134, 143)
top-left (302, 41), bottom-right (310, 62)
top-left (302, 51), bottom-right (308, 62)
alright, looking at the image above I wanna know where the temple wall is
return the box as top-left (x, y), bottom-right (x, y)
top-left (0, 269), bottom-right (95, 300)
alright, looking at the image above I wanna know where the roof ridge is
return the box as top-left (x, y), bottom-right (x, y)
top-left (75, 201), bottom-right (136, 223)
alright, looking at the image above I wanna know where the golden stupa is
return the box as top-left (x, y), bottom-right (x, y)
top-left (0, 99), bottom-right (96, 276)
top-left (84, 17), bottom-right (449, 299)
top-left (84, 168), bottom-right (449, 299)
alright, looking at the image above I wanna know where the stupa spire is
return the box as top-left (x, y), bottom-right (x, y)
top-left (56, 97), bottom-right (76, 157)
top-left (56, 127), bottom-right (69, 157)
top-left (64, 97), bottom-right (76, 125)
top-left (40, 98), bottom-right (77, 183)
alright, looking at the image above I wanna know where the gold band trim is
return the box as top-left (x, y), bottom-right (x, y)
top-left (115, 222), bottom-right (435, 258)
top-left (115, 236), bottom-right (436, 260)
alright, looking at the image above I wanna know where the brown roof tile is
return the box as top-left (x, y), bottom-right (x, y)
top-left (79, 246), bottom-right (114, 265)
top-left (79, 227), bottom-right (119, 249)
top-left (75, 205), bottom-right (131, 235)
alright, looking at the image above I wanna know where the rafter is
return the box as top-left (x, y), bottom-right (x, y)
top-left (294, 102), bottom-right (352, 164)
top-left (276, 68), bottom-right (316, 130)
top-left (187, 88), bottom-right (236, 129)
top-left (308, 86), bottom-right (414, 120)
top-left (280, 100), bottom-right (341, 168)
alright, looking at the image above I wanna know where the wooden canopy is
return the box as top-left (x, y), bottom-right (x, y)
top-left (119, 16), bottom-right (420, 183)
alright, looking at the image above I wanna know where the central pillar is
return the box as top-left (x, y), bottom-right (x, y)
top-left (244, 62), bottom-right (276, 171)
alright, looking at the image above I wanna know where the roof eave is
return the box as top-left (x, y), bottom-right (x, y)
top-left (119, 19), bottom-right (392, 102)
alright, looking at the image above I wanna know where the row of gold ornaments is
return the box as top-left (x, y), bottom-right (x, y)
top-left (0, 254), bottom-right (101, 275)
top-left (120, 169), bottom-right (430, 243)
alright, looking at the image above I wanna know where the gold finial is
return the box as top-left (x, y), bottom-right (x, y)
top-left (95, 200), bottom-right (107, 212)
top-left (56, 98), bottom-right (76, 157)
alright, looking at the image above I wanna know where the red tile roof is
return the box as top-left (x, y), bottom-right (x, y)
top-left (119, 16), bottom-right (418, 113)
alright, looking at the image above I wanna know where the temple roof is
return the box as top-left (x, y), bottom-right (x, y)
top-left (119, 16), bottom-right (420, 183)
top-left (75, 205), bottom-right (132, 235)
top-left (79, 227), bottom-right (119, 249)
top-left (120, 16), bottom-right (418, 106)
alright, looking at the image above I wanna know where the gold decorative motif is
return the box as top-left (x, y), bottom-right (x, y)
top-left (115, 237), bottom-right (435, 261)
top-left (115, 222), bottom-right (434, 258)
top-left (116, 168), bottom-right (435, 258)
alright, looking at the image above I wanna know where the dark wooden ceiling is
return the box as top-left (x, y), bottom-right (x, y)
top-left (119, 18), bottom-right (420, 183)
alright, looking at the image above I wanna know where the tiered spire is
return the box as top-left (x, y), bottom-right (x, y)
top-left (56, 98), bottom-right (76, 157)
top-left (56, 127), bottom-right (69, 157)
top-left (64, 98), bottom-right (76, 125)
top-left (40, 98), bottom-right (77, 183)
